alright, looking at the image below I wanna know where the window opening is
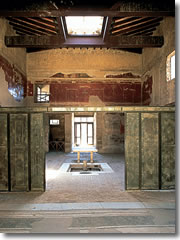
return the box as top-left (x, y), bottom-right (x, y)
top-left (36, 84), bottom-right (50, 103)
top-left (167, 50), bottom-right (175, 81)
top-left (50, 119), bottom-right (60, 125)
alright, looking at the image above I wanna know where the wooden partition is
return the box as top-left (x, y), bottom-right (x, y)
top-left (10, 114), bottom-right (29, 191)
top-left (0, 114), bottom-right (8, 191)
top-left (125, 111), bottom-right (175, 190)
top-left (141, 113), bottom-right (159, 189)
top-left (125, 113), bottom-right (140, 190)
top-left (30, 113), bottom-right (45, 191)
top-left (161, 112), bottom-right (175, 189)
top-left (0, 106), bottom-right (175, 192)
top-left (0, 111), bottom-right (45, 192)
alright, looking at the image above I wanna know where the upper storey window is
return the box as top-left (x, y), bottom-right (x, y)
top-left (65, 16), bottom-right (104, 36)
top-left (167, 50), bottom-right (175, 81)
top-left (35, 84), bottom-right (50, 103)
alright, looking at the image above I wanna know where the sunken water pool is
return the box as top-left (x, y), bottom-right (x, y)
top-left (59, 162), bottom-right (113, 175)
top-left (68, 163), bottom-right (102, 173)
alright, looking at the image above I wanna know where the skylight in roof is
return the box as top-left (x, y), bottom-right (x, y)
top-left (65, 16), bottom-right (104, 36)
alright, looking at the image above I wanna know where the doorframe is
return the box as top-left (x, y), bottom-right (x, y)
top-left (72, 112), bottom-right (97, 149)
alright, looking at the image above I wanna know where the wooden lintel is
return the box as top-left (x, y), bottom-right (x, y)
top-left (5, 35), bottom-right (164, 48)
top-left (0, 10), bottom-right (175, 18)
top-left (106, 36), bottom-right (164, 48)
top-left (5, 35), bottom-right (64, 48)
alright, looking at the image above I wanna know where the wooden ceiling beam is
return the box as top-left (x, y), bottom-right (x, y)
top-left (43, 17), bottom-right (56, 23)
top-left (119, 23), bottom-right (160, 36)
top-left (106, 35), bottom-right (164, 48)
top-left (113, 16), bottom-right (137, 24)
top-left (7, 17), bottom-right (57, 35)
top-left (111, 21), bottom-right (160, 36)
top-left (13, 27), bottom-right (39, 35)
top-left (0, 10), bottom-right (174, 17)
top-left (8, 22), bottom-right (44, 35)
top-left (5, 35), bottom-right (63, 48)
top-left (5, 35), bottom-right (164, 48)
top-left (25, 17), bottom-right (57, 31)
top-left (32, 17), bottom-right (58, 27)
top-left (144, 32), bottom-right (154, 36)
top-left (111, 17), bottom-right (154, 29)
top-left (131, 28), bottom-right (157, 36)
top-left (111, 17), bottom-right (163, 34)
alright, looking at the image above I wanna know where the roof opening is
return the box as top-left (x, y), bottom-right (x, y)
top-left (65, 16), bottom-right (104, 36)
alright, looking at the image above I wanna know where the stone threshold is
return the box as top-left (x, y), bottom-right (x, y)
top-left (0, 201), bottom-right (175, 211)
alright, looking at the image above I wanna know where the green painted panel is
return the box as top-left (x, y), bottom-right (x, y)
top-left (141, 113), bottom-right (159, 189)
top-left (10, 114), bottom-right (28, 191)
top-left (125, 113), bottom-right (140, 190)
top-left (30, 113), bottom-right (45, 191)
top-left (0, 114), bottom-right (8, 191)
top-left (161, 112), bottom-right (175, 189)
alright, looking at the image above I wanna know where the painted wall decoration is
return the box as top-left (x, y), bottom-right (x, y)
top-left (0, 54), bottom-right (27, 102)
top-left (51, 72), bottom-right (92, 78)
top-left (50, 81), bottom-right (142, 105)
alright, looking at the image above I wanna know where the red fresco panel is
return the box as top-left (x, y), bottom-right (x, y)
top-left (50, 81), bottom-right (142, 105)
top-left (104, 85), bottom-right (114, 102)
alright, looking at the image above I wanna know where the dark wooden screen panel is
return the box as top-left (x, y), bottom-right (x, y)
top-left (161, 112), bottom-right (175, 189)
top-left (141, 113), bottom-right (159, 189)
top-left (10, 114), bottom-right (28, 191)
top-left (125, 113), bottom-right (140, 190)
top-left (0, 114), bottom-right (8, 191)
top-left (30, 113), bottom-right (45, 191)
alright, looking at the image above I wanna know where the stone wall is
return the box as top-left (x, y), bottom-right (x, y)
top-left (97, 112), bottom-right (124, 153)
top-left (142, 17), bottom-right (175, 106)
top-left (0, 18), bottom-right (27, 107)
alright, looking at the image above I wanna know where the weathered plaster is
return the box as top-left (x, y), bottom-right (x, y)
top-left (142, 17), bottom-right (175, 106)
top-left (0, 54), bottom-right (27, 105)
top-left (0, 18), bottom-right (27, 106)
top-left (27, 48), bottom-right (142, 80)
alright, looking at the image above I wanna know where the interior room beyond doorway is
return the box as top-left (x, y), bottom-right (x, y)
top-left (72, 112), bottom-right (96, 150)
top-left (46, 111), bottom-right (125, 202)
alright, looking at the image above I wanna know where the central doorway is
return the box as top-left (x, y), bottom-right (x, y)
top-left (72, 113), bottom-right (96, 149)
top-left (45, 111), bottom-right (125, 199)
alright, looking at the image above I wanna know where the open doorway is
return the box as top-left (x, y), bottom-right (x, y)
top-left (72, 113), bottom-right (96, 149)
top-left (45, 112), bottom-right (125, 201)
top-left (48, 113), bottom-right (65, 152)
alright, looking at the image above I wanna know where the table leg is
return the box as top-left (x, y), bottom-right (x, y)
top-left (77, 151), bottom-right (80, 163)
top-left (90, 151), bottom-right (93, 163)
